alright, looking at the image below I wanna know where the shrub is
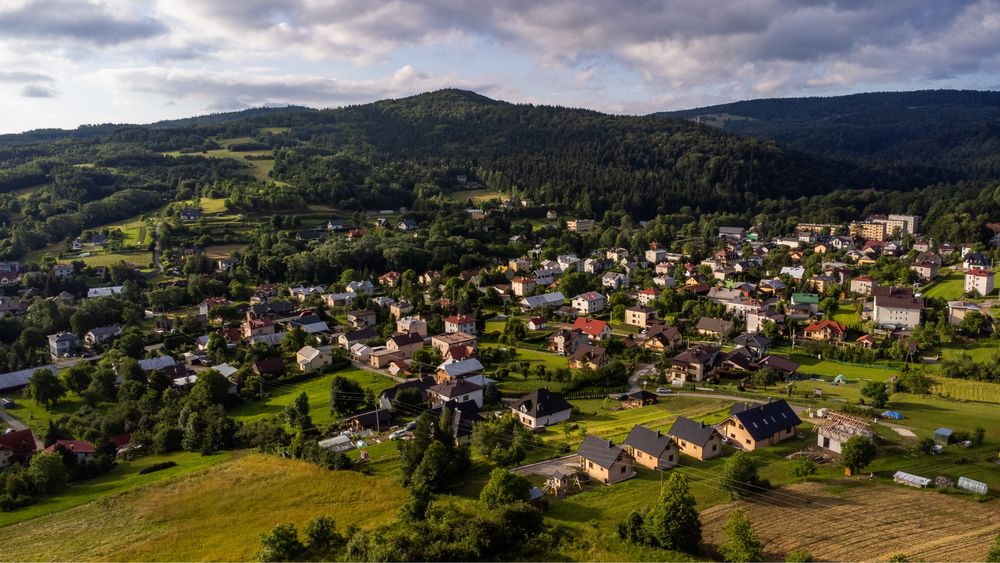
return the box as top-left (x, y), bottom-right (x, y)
top-left (138, 461), bottom-right (177, 475)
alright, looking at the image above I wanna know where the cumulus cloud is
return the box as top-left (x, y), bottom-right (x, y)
top-left (20, 84), bottom-right (58, 98)
top-left (0, 0), bottom-right (165, 45)
top-left (0, 70), bottom-right (54, 83)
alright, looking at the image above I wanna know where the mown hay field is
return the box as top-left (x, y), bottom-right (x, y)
top-left (700, 481), bottom-right (1000, 562)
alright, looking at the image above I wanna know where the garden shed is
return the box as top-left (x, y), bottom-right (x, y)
top-left (933, 427), bottom-right (953, 445)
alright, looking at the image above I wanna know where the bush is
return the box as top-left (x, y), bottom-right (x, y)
top-left (138, 461), bottom-right (177, 475)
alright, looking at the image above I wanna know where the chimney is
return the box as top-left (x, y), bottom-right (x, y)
top-left (700, 420), bottom-right (706, 428)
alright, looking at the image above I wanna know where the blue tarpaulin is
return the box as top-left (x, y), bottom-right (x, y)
top-left (882, 410), bottom-right (904, 419)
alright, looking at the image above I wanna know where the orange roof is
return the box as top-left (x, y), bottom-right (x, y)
top-left (804, 320), bottom-right (846, 336)
top-left (572, 317), bottom-right (609, 337)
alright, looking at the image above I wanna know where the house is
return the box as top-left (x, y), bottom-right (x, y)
top-left (526, 316), bottom-right (548, 331)
top-left (624, 305), bottom-right (656, 328)
top-left (44, 439), bottom-right (97, 463)
top-left (396, 316), bottom-right (427, 337)
top-left (963, 252), bottom-right (991, 270)
top-left (532, 267), bottom-right (561, 286)
top-left (577, 435), bottom-right (636, 484)
top-left (444, 314), bottom-right (477, 335)
top-left (669, 345), bottom-right (720, 384)
top-left (0, 429), bottom-right (37, 468)
top-left (556, 254), bottom-right (581, 272)
top-left (398, 218), bottom-right (418, 231)
top-left (947, 300), bottom-right (982, 326)
top-left (342, 280), bottom-right (373, 295)
top-left (511, 277), bottom-right (537, 297)
top-left (52, 263), bottom-right (75, 279)
top-left (435, 358), bottom-right (486, 383)
top-left (620, 389), bottom-right (657, 410)
top-left (0, 261), bottom-right (21, 285)
top-left (84, 325), bottom-right (122, 346)
top-left (48, 331), bottom-right (80, 359)
top-left (510, 388), bottom-right (573, 429)
top-left (850, 276), bottom-right (875, 296)
top-left (520, 292), bottom-right (565, 310)
top-left (964, 268), bottom-right (995, 296)
top-left (199, 297), bottom-right (231, 317)
top-left (347, 309), bottom-right (377, 328)
top-left (872, 286), bottom-right (925, 329)
top-left (601, 271), bottom-right (630, 291)
top-left (623, 425), bottom-right (678, 470)
top-left (287, 314), bottom-right (330, 334)
top-left (807, 275), bottom-right (838, 293)
top-left (571, 292), bottom-right (607, 315)
top-left (719, 400), bottom-right (801, 451)
top-left (378, 375), bottom-right (436, 410)
top-left (389, 301), bottom-right (414, 318)
top-left (427, 378), bottom-right (483, 407)
top-left (718, 226), bottom-right (746, 241)
top-left (431, 332), bottom-right (477, 357)
top-left (732, 333), bottom-right (770, 359)
top-left (934, 427), bottom-right (954, 445)
top-left (138, 356), bottom-right (184, 377)
top-left (636, 287), bottom-right (661, 306)
top-left (338, 327), bottom-right (378, 348)
top-left (571, 317), bottom-right (611, 341)
top-left (569, 343), bottom-right (608, 369)
top-left (253, 357), bottom-right (285, 377)
top-left (242, 317), bottom-right (275, 339)
top-left (549, 328), bottom-right (588, 356)
top-left (429, 400), bottom-right (484, 444)
top-left (642, 323), bottom-right (683, 352)
top-left (348, 409), bottom-right (393, 433)
top-left (566, 219), bottom-right (594, 233)
top-left (296, 345), bottom-right (332, 372)
top-left (802, 320), bottom-right (847, 342)
top-left (378, 271), bottom-right (401, 288)
top-left (217, 257), bottom-right (239, 272)
top-left (695, 317), bottom-right (732, 339)
top-left (386, 332), bottom-right (424, 359)
top-left (368, 348), bottom-right (402, 369)
top-left (668, 416), bottom-right (723, 460)
top-left (324, 292), bottom-right (356, 307)
top-left (910, 261), bottom-right (938, 281)
top-left (817, 412), bottom-right (873, 454)
top-left (179, 207), bottom-right (202, 221)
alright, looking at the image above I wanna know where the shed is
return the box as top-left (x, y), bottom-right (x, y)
top-left (933, 427), bottom-right (953, 445)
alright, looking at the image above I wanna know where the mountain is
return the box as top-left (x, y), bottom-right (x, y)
top-left (656, 89), bottom-right (1000, 177)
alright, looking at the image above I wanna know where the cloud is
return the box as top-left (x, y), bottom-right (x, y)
top-left (101, 65), bottom-right (499, 110)
top-left (20, 84), bottom-right (58, 98)
top-left (0, 0), bottom-right (165, 45)
top-left (0, 70), bottom-right (54, 83)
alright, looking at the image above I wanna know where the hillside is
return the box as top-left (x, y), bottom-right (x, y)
top-left (658, 89), bottom-right (1000, 177)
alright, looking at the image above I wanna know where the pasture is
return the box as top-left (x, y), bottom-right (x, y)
top-left (0, 454), bottom-right (405, 561)
top-left (449, 188), bottom-right (506, 203)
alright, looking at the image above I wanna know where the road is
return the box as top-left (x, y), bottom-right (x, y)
top-left (152, 220), bottom-right (164, 272)
top-left (0, 411), bottom-right (43, 449)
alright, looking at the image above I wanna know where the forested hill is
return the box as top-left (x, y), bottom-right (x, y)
top-left (657, 90), bottom-right (1000, 178)
top-left (263, 89), bottom-right (942, 218)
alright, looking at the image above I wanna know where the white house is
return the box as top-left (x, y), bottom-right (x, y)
top-left (510, 388), bottom-right (573, 429)
top-left (571, 292), bottom-right (607, 315)
top-left (296, 345), bottom-right (332, 372)
top-left (964, 268), bottom-right (995, 296)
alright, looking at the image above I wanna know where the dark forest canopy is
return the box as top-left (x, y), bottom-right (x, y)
top-left (658, 89), bottom-right (1000, 178)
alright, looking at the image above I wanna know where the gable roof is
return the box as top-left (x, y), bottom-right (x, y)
top-left (729, 399), bottom-right (802, 441)
top-left (381, 375), bottom-right (437, 401)
top-left (429, 378), bottom-right (482, 399)
top-left (512, 387), bottom-right (572, 418)
top-left (668, 416), bottom-right (721, 447)
top-left (695, 317), bottom-right (732, 334)
top-left (804, 319), bottom-right (847, 336)
top-left (576, 435), bottom-right (627, 469)
top-left (733, 333), bottom-right (770, 349)
top-left (623, 425), bottom-right (674, 458)
top-left (571, 317), bottom-right (609, 337)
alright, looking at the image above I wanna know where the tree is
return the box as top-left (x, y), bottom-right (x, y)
top-left (284, 391), bottom-right (313, 430)
top-left (841, 435), bottom-right (876, 475)
top-left (257, 523), bottom-right (305, 562)
top-left (500, 317), bottom-right (527, 346)
top-left (28, 368), bottom-right (66, 410)
top-left (471, 414), bottom-right (534, 467)
top-left (62, 363), bottom-right (92, 395)
top-left (793, 458), bottom-right (817, 480)
top-left (330, 376), bottom-right (364, 415)
top-left (640, 472), bottom-right (702, 553)
top-left (721, 451), bottom-right (767, 498)
top-left (411, 440), bottom-right (453, 492)
top-left (751, 366), bottom-right (778, 390)
top-left (861, 381), bottom-right (890, 408)
top-left (959, 310), bottom-right (988, 336)
top-left (985, 532), bottom-right (1000, 562)
top-left (303, 516), bottom-right (345, 558)
top-left (399, 482), bottom-right (433, 520)
top-left (205, 333), bottom-right (227, 363)
top-left (480, 468), bottom-right (532, 509)
top-left (26, 452), bottom-right (69, 494)
top-left (720, 508), bottom-right (763, 562)
top-left (785, 549), bottom-right (815, 562)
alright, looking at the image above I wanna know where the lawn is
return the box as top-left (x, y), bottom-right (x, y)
top-left (937, 339), bottom-right (1000, 362)
top-left (830, 304), bottom-right (862, 329)
top-left (0, 450), bottom-right (230, 528)
top-left (0, 453), bottom-right (405, 561)
top-left (78, 251), bottom-right (154, 268)
top-left (923, 271), bottom-right (966, 299)
top-left (203, 244), bottom-right (248, 260)
top-left (780, 351), bottom-right (900, 381)
top-left (449, 188), bottom-right (506, 203)
top-left (199, 196), bottom-right (229, 214)
top-left (931, 377), bottom-right (1000, 403)
top-left (228, 367), bottom-right (394, 427)
top-left (4, 388), bottom-right (87, 432)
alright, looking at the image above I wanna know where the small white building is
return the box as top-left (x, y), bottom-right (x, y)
top-left (964, 268), bottom-right (995, 297)
top-left (817, 412), bottom-right (874, 454)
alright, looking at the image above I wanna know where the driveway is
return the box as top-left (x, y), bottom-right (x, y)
top-left (0, 411), bottom-right (43, 449)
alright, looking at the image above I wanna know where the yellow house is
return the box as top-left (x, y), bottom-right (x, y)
top-left (576, 435), bottom-right (635, 484)
top-left (623, 425), bottom-right (679, 470)
top-left (668, 416), bottom-right (724, 460)
top-left (718, 400), bottom-right (802, 451)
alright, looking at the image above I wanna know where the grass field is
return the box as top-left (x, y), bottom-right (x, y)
top-left (931, 377), bottom-right (1000, 403)
top-left (203, 244), bottom-right (248, 260)
top-left (0, 453), bottom-right (405, 561)
top-left (228, 367), bottom-right (394, 427)
top-left (4, 387), bottom-right (87, 432)
top-left (78, 251), bottom-right (154, 268)
top-left (830, 304), bottom-right (861, 328)
top-left (449, 188), bottom-right (506, 203)
top-left (699, 481), bottom-right (1000, 561)
top-left (923, 271), bottom-right (966, 299)
top-left (199, 196), bottom-right (229, 214)
top-left (0, 451), bottom-right (230, 528)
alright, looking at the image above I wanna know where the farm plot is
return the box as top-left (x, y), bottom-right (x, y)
top-left (699, 481), bottom-right (1000, 562)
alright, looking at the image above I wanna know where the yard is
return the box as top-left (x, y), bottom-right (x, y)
top-left (923, 270), bottom-right (966, 299)
top-left (227, 367), bottom-right (394, 427)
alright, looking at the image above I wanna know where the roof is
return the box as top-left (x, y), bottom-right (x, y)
top-left (572, 317), bottom-right (609, 337)
top-left (512, 388), bottom-right (572, 418)
top-left (343, 327), bottom-right (377, 341)
top-left (437, 358), bottom-right (485, 378)
top-left (668, 416), bottom-right (721, 447)
top-left (429, 378), bottom-right (482, 398)
top-left (349, 409), bottom-right (392, 429)
top-left (695, 317), bottom-right (732, 334)
top-left (254, 357), bottom-right (284, 374)
top-left (673, 344), bottom-right (720, 366)
top-left (790, 292), bottom-right (820, 304)
top-left (389, 332), bottom-right (424, 347)
top-left (87, 325), bottom-right (121, 337)
top-left (428, 399), bottom-right (484, 439)
top-left (729, 399), bottom-right (802, 441)
top-left (573, 291), bottom-right (605, 302)
top-left (444, 314), bottom-right (476, 324)
top-left (758, 355), bottom-right (800, 374)
top-left (576, 435), bottom-right (627, 469)
top-left (733, 333), bottom-right (770, 348)
top-left (0, 429), bottom-right (37, 456)
top-left (44, 439), bottom-right (96, 455)
top-left (520, 292), bottom-right (565, 308)
top-left (138, 356), bottom-right (177, 371)
top-left (623, 425), bottom-right (674, 457)
top-left (297, 345), bottom-right (324, 361)
top-left (804, 320), bottom-right (847, 336)
top-left (0, 364), bottom-right (58, 391)
top-left (381, 375), bottom-right (437, 401)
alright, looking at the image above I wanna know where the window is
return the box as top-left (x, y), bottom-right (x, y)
top-left (588, 461), bottom-right (593, 469)
top-left (668, 455), bottom-right (674, 462)
top-left (745, 439), bottom-right (751, 445)
top-left (738, 423), bottom-right (744, 430)
top-left (712, 444), bottom-right (717, 451)
top-left (621, 465), bottom-right (627, 474)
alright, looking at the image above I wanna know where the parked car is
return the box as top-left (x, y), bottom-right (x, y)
top-left (655, 387), bottom-right (672, 394)
top-left (0, 397), bottom-right (13, 408)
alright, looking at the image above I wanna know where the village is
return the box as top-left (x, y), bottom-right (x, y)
top-left (2, 197), bottom-right (1000, 561)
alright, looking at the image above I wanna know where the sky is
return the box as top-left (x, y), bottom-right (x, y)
top-left (2, 0), bottom-right (1000, 133)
